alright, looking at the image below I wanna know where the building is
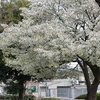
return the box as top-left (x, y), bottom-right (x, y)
top-left (25, 78), bottom-right (87, 99)
top-left (25, 80), bottom-right (39, 97)
top-left (25, 78), bottom-right (100, 99)
top-left (38, 79), bottom-right (87, 99)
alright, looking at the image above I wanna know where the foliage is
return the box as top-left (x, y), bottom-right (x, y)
top-left (0, 0), bottom-right (61, 80)
top-left (76, 93), bottom-right (100, 100)
top-left (0, 0), bottom-right (31, 24)
top-left (4, 81), bottom-right (21, 94)
top-left (0, 49), bottom-right (31, 100)
top-left (76, 94), bottom-right (86, 99)
top-left (0, 95), bottom-right (35, 100)
top-left (24, 95), bottom-right (35, 100)
top-left (0, 49), bottom-right (14, 82)
top-left (0, 0), bottom-right (100, 99)
top-left (42, 98), bottom-right (60, 100)
top-left (0, 0), bottom-right (99, 74)
top-left (0, 0), bottom-right (99, 77)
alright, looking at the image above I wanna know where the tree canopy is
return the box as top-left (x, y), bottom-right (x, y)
top-left (0, 0), bottom-right (100, 100)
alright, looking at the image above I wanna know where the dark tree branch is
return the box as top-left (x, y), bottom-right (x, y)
top-left (95, 0), bottom-right (100, 6)
top-left (77, 57), bottom-right (91, 92)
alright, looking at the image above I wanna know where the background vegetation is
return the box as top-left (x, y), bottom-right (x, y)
top-left (76, 93), bottom-right (100, 100)
top-left (0, 95), bottom-right (35, 100)
top-left (0, 0), bottom-right (31, 24)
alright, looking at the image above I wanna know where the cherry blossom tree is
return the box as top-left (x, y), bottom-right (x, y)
top-left (0, 0), bottom-right (100, 100)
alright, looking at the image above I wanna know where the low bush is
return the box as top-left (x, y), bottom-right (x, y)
top-left (24, 95), bottom-right (35, 100)
top-left (76, 93), bottom-right (100, 100)
top-left (0, 95), bottom-right (9, 99)
top-left (75, 94), bottom-right (86, 99)
top-left (0, 95), bottom-right (35, 100)
top-left (42, 98), bottom-right (60, 100)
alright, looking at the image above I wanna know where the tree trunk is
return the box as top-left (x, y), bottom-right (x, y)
top-left (86, 78), bottom-right (99, 100)
top-left (18, 80), bottom-right (25, 100)
top-left (77, 58), bottom-right (91, 92)
top-left (77, 58), bottom-right (100, 100)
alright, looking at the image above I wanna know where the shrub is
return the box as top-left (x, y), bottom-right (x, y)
top-left (75, 94), bottom-right (86, 99)
top-left (97, 93), bottom-right (100, 100)
top-left (24, 95), bottom-right (35, 100)
top-left (0, 95), bottom-right (9, 99)
top-left (0, 95), bottom-right (35, 100)
top-left (42, 98), bottom-right (60, 100)
top-left (76, 93), bottom-right (100, 100)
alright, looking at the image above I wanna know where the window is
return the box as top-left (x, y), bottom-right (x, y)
top-left (57, 86), bottom-right (72, 98)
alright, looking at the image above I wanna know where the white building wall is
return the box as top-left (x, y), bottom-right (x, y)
top-left (39, 79), bottom-right (73, 97)
top-left (39, 79), bottom-right (87, 99)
